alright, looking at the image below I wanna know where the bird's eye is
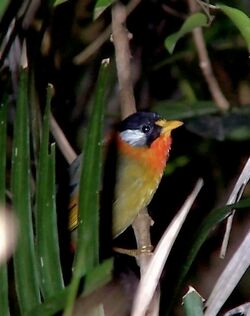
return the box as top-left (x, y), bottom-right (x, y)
top-left (141, 124), bottom-right (151, 134)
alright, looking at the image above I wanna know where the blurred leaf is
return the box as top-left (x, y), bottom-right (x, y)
top-left (164, 156), bottom-right (190, 176)
top-left (64, 60), bottom-right (110, 316)
top-left (11, 69), bottom-right (40, 314)
top-left (183, 287), bottom-right (204, 316)
top-left (83, 258), bottom-right (113, 297)
top-left (152, 100), bottom-right (219, 120)
top-left (95, 0), bottom-right (113, 8)
top-left (35, 88), bottom-right (64, 299)
top-left (154, 101), bottom-right (250, 140)
top-left (53, 0), bottom-right (69, 7)
top-left (0, 0), bottom-right (8, 18)
top-left (0, 99), bottom-right (9, 316)
top-left (28, 259), bottom-right (113, 316)
top-left (28, 288), bottom-right (69, 316)
top-left (185, 107), bottom-right (250, 140)
top-left (165, 13), bottom-right (208, 54)
top-left (94, 0), bottom-right (113, 18)
top-left (219, 4), bottom-right (250, 52)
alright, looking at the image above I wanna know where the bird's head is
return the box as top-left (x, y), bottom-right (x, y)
top-left (118, 112), bottom-right (183, 148)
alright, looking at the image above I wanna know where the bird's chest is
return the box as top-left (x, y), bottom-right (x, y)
top-left (113, 137), bottom-right (171, 222)
top-left (112, 135), bottom-right (172, 236)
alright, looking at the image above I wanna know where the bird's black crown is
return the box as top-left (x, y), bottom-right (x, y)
top-left (118, 112), bottom-right (162, 147)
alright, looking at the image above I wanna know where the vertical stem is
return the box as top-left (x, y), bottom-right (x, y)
top-left (187, 0), bottom-right (229, 111)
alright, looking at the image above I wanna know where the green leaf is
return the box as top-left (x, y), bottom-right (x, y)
top-left (0, 99), bottom-right (10, 316)
top-left (219, 4), bottom-right (250, 52)
top-left (35, 88), bottom-right (64, 299)
top-left (165, 12), bottom-right (208, 54)
top-left (28, 259), bottom-right (113, 316)
top-left (152, 100), bottom-right (219, 120)
top-left (11, 69), bottom-right (40, 314)
top-left (95, 0), bottom-right (113, 8)
top-left (53, 0), bottom-right (69, 7)
top-left (0, 0), bottom-right (8, 18)
top-left (183, 287), bottom-right (204, 316)
top-left (29, 71), bottom-right (42, 165)
top-left (83, 258), bottom-right (113, 297)
top-left (64, 60), bottom-right (110, 315)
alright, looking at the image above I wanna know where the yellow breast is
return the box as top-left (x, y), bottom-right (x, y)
top-left (112, 135), bottom-right (172, 237)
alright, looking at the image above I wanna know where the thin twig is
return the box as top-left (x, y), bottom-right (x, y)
top-left (49, 114), bottom-right (77, 164)
top-left (195, 0), bottom-right (218, 11)
top-left (187, 0), bottom-right (230, 111)
top-left (73, 0), bottom-right (141, 66)
top-left (162, 4), bottom-right (187, 20)
top-left (73, 25), bottom-right (111, 65)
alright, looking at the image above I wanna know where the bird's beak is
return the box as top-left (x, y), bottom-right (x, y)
top-left (155, 119), bottom-right (183, 135)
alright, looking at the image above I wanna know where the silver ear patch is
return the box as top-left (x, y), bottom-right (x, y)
top-left (120, 129), bottom-right (147, 147)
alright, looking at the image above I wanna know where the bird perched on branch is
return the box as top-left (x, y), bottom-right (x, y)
top-left (69, 112), bottom-right (183, 238)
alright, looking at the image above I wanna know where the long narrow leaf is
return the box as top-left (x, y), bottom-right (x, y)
top-left (64, 59), bottom-right (110, 315)
top-left (0, 98), bottom-right (9, 316)
top-left (11, 69), bottom-right (40, 314)
top-left (35, 90), bottom-right (64, 299)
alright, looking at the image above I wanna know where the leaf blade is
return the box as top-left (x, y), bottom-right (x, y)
top-left (11, 69), bottom-right (40, 314)
top-left (35, 89), bottom-right (64, 299)
top-left (165, 12), bottom-right (208, 54)
top-left (64, 59), bottom-right (110, 315)
top-left (219, 4), bottom-right (250, 52)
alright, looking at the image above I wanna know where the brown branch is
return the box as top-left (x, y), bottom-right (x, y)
top-left (50, 114), bottom-right (77, 164)
top-left (111, 3), bottom-right (136, 118)
top-left (73, 25), bottom-right (111, 65)
top-left (187, 0), bottom-right (230, 111)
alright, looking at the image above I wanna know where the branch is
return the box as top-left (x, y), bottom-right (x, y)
top-left (111, 3), bottom-right (136, 118)
top-left (50, 114), bottom-right (77, 164)
top-left (187, 0), bottom-right (230, 111)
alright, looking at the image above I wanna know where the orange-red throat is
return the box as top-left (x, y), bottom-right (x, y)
top-left (117, 134), bottom-right (172, 176)
top-left (117, 118), bottom-right (183, 175)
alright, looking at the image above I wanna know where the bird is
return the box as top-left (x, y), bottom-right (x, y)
top-left (68, 112), bottom-right (183, 238)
